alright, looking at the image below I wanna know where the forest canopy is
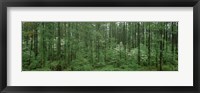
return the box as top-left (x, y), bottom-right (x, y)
top-left (22, 22), bottom-right (178, 71)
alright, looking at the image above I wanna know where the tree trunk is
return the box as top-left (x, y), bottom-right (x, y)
top-left (137, 23), bottom-right (140, 65)
top-left (57, 23), bottom-right (61, 59)
top-left (148, 23), bottom-right (151, 66)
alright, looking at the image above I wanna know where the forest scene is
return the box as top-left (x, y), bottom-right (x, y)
top-left (22, 22), bottom-right (178, 71)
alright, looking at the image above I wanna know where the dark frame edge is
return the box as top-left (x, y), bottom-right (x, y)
top-left (0, 0), bottom-right (200, 93)
top-left (194, 1), bottom-right (200, 90)
top-left (0, 0), bottom-right (2, 91)
top-left (0, 0), bottom-right (7, 93)
top-left (1, 0), bottom-right (199, 7)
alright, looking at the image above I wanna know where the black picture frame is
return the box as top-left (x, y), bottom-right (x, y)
top-left (0, 0), bottom-right (199, 93)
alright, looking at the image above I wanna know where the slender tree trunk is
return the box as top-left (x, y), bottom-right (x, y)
top-left (137, 23), bottom-right (140, 65)
top-left (64, 23), bottom-right (68, 68)
top-left (171, 22), bottom-right (174, 58)
top-left (124, 22), bottom-right (127, 61)
top-left (34, 28), bottom-right (38, 58)
top-left (159, 23), bottom-right (163, 71)
top-left (175, 23), bottom-right (178, 54)
top-left (148, 23), bottom-right (151, 66)
top-left (57, 23), bottom-right (61, 59)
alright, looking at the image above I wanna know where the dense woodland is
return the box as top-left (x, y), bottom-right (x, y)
top-left (22, 22), bottom-right (178, 71)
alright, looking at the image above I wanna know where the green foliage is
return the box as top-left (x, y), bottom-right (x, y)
top-left (71, 56), bottom-right (93, 71)
top-left (22, 22), bottom-right (178, 71)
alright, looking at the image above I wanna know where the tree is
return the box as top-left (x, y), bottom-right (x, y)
top-left (137, 23), bottom-right (141, 65)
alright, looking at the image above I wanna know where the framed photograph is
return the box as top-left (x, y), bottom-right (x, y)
top-left (0, 0), bottom-right (199, 93)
